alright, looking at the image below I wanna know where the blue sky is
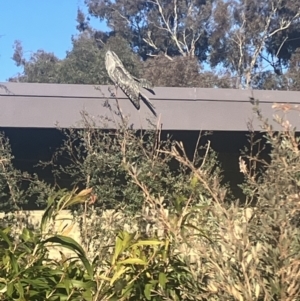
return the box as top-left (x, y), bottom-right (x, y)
top-left (0, 0), bottom-right (106, 81)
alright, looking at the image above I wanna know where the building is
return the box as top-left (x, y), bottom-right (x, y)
top-left (1, 82), bottom-right (300, 205)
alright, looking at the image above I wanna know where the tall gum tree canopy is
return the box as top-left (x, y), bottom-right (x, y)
top-left (85, 0), bottom-right (211, 60)
top-left (209, 0), bottom-right (300, 88)
top-left (9, 0), bottom-right (300, 90)
top-left (10, 34), bottom-right (142, 85)
top-left (85, 0), bottom-right (300, 88)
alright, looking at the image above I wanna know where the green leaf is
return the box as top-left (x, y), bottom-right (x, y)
top-left (57, 193), bottom-right (71, 211)
top-left (120, 232), bottom-right (133, 248)
top-left (117, 258), bottom-right (147, 265)
top-left (112, 231), bottom-right (133, 265)
top-left (14, 281), bottom-right (24, 299)
top-left (120, 281), bottom-right (134, 298)
top-left (65, 189), bottom-right (92, 208)
top-left (170, 289), bottom-right (180, 301)
top-left (63, 278), bottom-right (70, 295)
top-left (131, 240), bottom-right (164, 247)
top-left (174, 195), bottom-right (185, 213)
top-left (74, 280), bottom-right (96, 289)
top-left (41, 202), bottom-right (54, 233)
top-left (56, 279), bottom-right (95, 290)
top-left (21, 278), bottom-right (53, 289)
top-left (44, 235), bottom-right (93, 278)
top-left (97, 274), bottom-right (111, 282)
top-left (159, 272), bottom-right (167, 289)
top-left (27, 290), bottom-right (40, 297)
top-left (21, 228), bottom-right (32, 242)
top-left (8, 251), bottom-right (19, 274)
top-left (48, 292), bottom-right (69, 301)
top-left (79, 255), bottom-right (94, 280)
top-left (190, 175), bottom-right (198, 189)
top-left (112, 236), bottom-right (123, 265)
top-left (7, 282), bottom-right (13, 297)
top-left (110, 266), bottom-right (130, 286)
top-left (43, 235), bottom-right (86, 257)
top-left (82, 288), bottom-right (94, 301)
top-left (0, 229), bottom-right (12, 248)
top-left (46, 269), bottom-right (65, 277)
top-left (144, 283), bottom-right (152, 300)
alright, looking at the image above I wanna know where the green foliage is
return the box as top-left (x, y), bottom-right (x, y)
top-left (10, 41), bottom-right (61, 83)
top-left (85, 0), bottom-right (300, 89)
top-left (0, 228), bottom-right (95, 301)
top-left (10, 34), bottom-right (142, 85)
top-left (2, 100), bottom-right (300, 299)
top-left (94, 230), bottom-right (202, 301)
top-left (57, 34), bottom-right (141, 85)
top-left (0, 189), bottom-right (96, 301)
top-left (7, 0), bottom-right (300, 89)
top-left (45, 114), bottom-right (222, 214)
top-left (86, 0), bottom-right (211, 61)
top-left (0, 132), bottom-right (52, 212)
top-left (235, 102), bottom-right (300, 299)
top-left (142, 55), bottom-right (232, 88)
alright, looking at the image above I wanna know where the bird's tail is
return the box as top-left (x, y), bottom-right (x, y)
top-left (134, 77), bottom-right (155, 95)
top-left (140, 93), bottom-right (157, 117)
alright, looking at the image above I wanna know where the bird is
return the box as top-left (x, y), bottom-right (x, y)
top-left (105, 50), bottom-right (156, 116)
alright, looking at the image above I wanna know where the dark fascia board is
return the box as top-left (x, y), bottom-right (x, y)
top-left (1, 82), bottom-right (300, 131)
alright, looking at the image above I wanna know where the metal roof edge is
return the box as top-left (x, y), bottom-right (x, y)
top-left (1, 82), bottom-right (300, 103)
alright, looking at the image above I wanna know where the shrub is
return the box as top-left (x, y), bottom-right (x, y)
top-left (0, 189), bottom-right (95, 301)
top-left (0, 132), bottom-right (53, 212)
top-left (1, 99), bottom-right (300, 300)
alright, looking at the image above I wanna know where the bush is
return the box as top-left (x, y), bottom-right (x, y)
top-left (0, 189), bottom-right (95, 301)
top-left (0, 132), bottom-right (53, 212)
top-left (1, 100), bottom-right (300, 300)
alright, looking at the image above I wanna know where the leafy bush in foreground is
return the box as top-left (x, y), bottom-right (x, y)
top-left (1, 101), bottom-right (300, 300)
top-left (0, 189), bottom-right (95, 301)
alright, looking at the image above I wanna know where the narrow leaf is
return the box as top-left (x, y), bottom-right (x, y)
top-left (79, 255), bottom-right (94, 279)
top-left (8, 251), bottom-right (19, 274)
top-left (112, 235), bottom-right (124, 265)
top-left (110, 266), bottom-right (129, 286)
top-left (43, 235), bottom-right (86, 257)
top-left (118, 258), bottom-right (147, 265)
top-left (77, 188), bottom-right (93, 197)
top-left (131, 240), bottom-right (164, 247)
top-left (0, 229), bottom-right (12, 248)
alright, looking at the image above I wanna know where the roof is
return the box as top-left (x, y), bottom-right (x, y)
top-left (1, 82), bottom-right (300, 131)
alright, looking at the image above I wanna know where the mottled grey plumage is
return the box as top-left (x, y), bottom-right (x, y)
top-left (105, 50), bottom-right (156, 116)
